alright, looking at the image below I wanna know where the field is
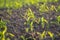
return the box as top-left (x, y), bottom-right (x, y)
top-left (0, 0), bottom-right (60, 40)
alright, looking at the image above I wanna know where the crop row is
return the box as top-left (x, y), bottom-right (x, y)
top-left (0, 0), bottom-right (59, 9)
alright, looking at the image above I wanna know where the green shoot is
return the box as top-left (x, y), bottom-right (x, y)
top-left (25, 8), bottom-right (35, 32)
top-left (20, 35), bottom-right (26, 40)
top-left (41, 31), bottom-right (46, 39)
top-left (41, 17), bottom-right (45, 28)
top-left (37, 31), bottom-right (46, 40)
top-left (25, 28), bottom-right (29, 32)
top-left (50, 5), bottom-right (57, 12)
top-left (30, 21), bottom-right (34, 31)
top-left (41, 17), bottom-right (48, 28)
top-left (27, 8), bottom-right (35, 20)
top-left (48, 31), bottom-right (54, 40)
top-left (57, 16), bottom-right (60, 24)
top-left (57, 5), bottom-right (60, 12)
top-left (39, 3), bottom-right (49, 13)
top-left (0, 19), bottom-right (7, 40)
top-left (7, 33), bottom-right (15, 37)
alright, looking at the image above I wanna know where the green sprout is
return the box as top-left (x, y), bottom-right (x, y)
top-left (27, 8), bottom-right (35, 20)
top-left (24, 8), bottom-right (35, 32)
top-left (48, 31), bottom-right (54, 40)
top-left (41, 17), bottom-right (45, 28)
top-left (57, 5), bottom-right (60, 12)
top-left (41, 31), bottom-right (46, 39)
top-left (37, 31), bottom-right (46, 40)
top-left (20, 35), bottom-right (26, 40)
top-left (57, 16), bottom-right (60, 24)
top-left (30, 21), bottom-right (34, 31)
top-left (0, 19), bottom-right (14, 40)
top-left (25, 28), bottom-right (29, 33)
top-left (0, 19), bottom-right (7, 40)
top-left (34, 18), bottom-right (40, 24)
top-left (39, 3), bottom-right (49, 13)
top-left (50, 5), bottom-right (57, 12)
top-left (37, 31), bottom-right (54, 40)
top-left (41, 17), bottom-right (48, 28)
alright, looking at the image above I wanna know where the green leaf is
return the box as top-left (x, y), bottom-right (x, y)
top-left (57, 16), bottom-right (60, 24)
